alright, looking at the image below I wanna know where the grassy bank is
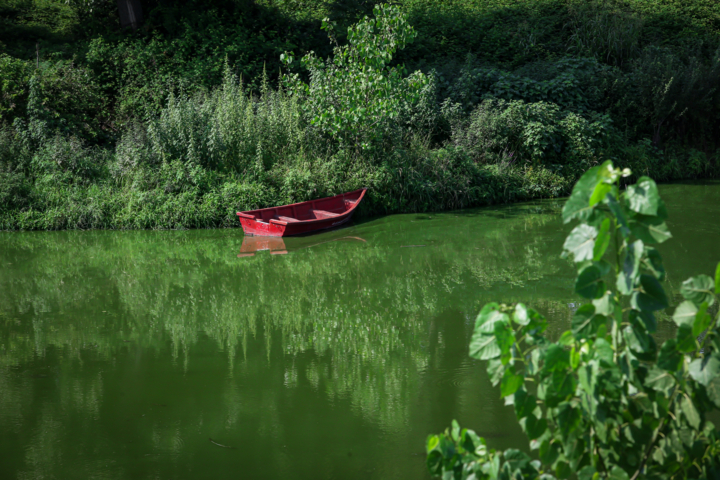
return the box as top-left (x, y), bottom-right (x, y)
top-left (1, 0), bottom-right (719, 230)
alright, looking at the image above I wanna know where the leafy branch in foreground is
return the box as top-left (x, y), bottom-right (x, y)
top-left (427, 161), bottom-right (720, 480)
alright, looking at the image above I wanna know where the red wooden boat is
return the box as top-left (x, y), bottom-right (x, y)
top-left (237, 188), bottom-right (367, 237)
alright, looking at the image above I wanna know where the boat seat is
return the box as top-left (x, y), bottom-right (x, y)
top-left (311, 209), bottom-right (340, 219)
top-left (275, 215), bottom-right (300, 223)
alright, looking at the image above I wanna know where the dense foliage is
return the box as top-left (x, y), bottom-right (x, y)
top-left (1, 0), bottom-right (720, 229)
top-left (426, 164), bottom-right (720, 479)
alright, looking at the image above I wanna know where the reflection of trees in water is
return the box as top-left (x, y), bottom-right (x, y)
top-left (0, 206), bottom-right (574, 449)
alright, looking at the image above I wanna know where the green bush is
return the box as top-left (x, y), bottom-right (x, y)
top-left (452, 99), bottom-right (615, 172)
top-left (0, 53), bottom-right (32, 121)
top-left (20, 61), bottom-right (108, 142)
top-left (440, 56), bottom-right (618, 115)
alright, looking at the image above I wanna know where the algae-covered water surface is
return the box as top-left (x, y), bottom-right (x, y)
top-left (1, 182), bottom-right (719, 479)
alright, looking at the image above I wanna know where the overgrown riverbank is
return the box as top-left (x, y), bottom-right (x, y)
top-left (1, 0), bottom-right (719, 230)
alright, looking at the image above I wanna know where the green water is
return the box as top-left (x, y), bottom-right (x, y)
top-left (1, 182), bottom-right (719, 479)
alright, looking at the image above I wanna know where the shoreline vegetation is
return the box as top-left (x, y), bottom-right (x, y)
top-left (1, 0), bottom-right (719, 230)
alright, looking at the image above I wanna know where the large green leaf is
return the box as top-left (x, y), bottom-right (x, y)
top-left (689, 356), bottom-right (720, 386)
top-left (632, 274), bottom-right (668, 311)
top-left (520, 414), bottom-right (548, 441)
top-left (562, 166), bottom-right (601, 224)
top-left (578, 467), bottom-right (597, 480)
top-left (672, 301), bottom-right (698, 327)
top-left (487, 358), bottom-right (504, 386)
top-left (579, 362), bottom-right (598, 399)
top-left (593, 218), bottom-right (611, 261)
top-left (513, 303), bottom-right (530, 326)
top-left (693, 302), bottom-right (712, 337)
top-left (706, 375), bottom-right (720, 408)
top-left (494, 320), bottom-right (516, 362)
top-left (504, 449), bottom-right (532, 473)
top-left (592, 291), bottom-right (614, 315)
top-left (645, 365), bottom-right (675, 391)
top-left (676, 324), bottom-right (697, 353)
top-left (716, 263), bottom-right (720, 294)
top-left (546, 370), bottom-right (577, 407)
top-left (589, 181), bottom-right (612, 207)
top-left (630, 216), bottom-right (672, 244)
top-left (572, 304), bottom-right (605, 337)
top-left (616, 240), bottom-right (643, 295)
top-left (680, 394), bottom-right (700, 429)
top-left (539, 439), bottom-right (560, 466)
top-left (501, 368), bottom-right (524, 397)
top-left (643, 247), bottom-right (666, 281)
top-left (557, 402), bottom-right (581, 442)
top-left (623, 325), bottom-right (656, 358)
top-left (657, 339), bottom-right (682, 371)
top-left (513, 388), bottom-right (537, 419)
top-left (564, 224), bottom-right (597, 263)
top-left (594, 338), bottom-right (614, 364)
top-left (680, 275), bottom-right (716, 306)
top-left (474, 303), bottom-right (505, 332)
top-left (469, 330), bottom-right (500, 360)
top-left (544, 344), bottom-right (570, 372)
top-left (629, 309), bottom-right (657, 333)
top-left (608, 466), bottom-right (630, 480)
top-left (555, 460), bottom-right (572, 479)
top-left (470, 303), bottom-right (508, 360)
top-left (606, 194), bottom-right (630, 237)
top-left (626, 176), bottom-right (660, 216)
top-left (575, 264), bottom-right (604, 299)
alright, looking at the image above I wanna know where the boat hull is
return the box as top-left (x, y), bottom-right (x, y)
top-left (237, 188), bottom-right (366, 237)
top-left (238, 211), bottom-right (356, 237)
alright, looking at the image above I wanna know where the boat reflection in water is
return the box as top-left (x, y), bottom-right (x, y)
top-left (238, 234), bottom-right (366, 257)
top-left (238, 236), bottom-right (288, 257)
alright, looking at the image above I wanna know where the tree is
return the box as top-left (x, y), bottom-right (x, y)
top-left (280, 3), bottom-right (428, 151)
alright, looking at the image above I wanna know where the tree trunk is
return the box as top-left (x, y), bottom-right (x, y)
top-left (117, 0), bottom-right (143, 30)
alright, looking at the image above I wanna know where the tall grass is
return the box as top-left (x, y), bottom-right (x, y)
top-left (134, 69), bottom-right (305, 173)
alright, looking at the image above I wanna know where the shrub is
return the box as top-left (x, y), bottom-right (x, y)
top-left (0, 53), bottom-right (32, 122)
top-left (27, 61), bottom-right (108, 142)
top-left (30, 133), bottom-right (110, 186)
top-left (438, 56), bottom-right (619, 116)
top-left (452, 99), bottom-right (615, 172)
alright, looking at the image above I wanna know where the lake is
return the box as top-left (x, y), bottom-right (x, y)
top-left (1, 181), bottom-right (719, 479)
